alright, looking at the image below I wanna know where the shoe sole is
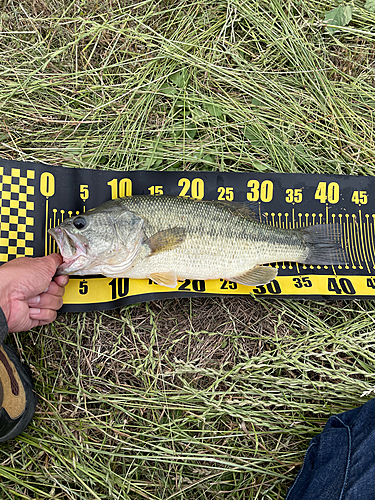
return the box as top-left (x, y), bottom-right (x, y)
top-left (0, 344), bottom-right (38, 443)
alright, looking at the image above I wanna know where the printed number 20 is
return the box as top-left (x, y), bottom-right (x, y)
top-left (178, 178), bottom-right (204, 199)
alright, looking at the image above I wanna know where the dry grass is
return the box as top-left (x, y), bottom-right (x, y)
top-left (1, 0), bottom-right (375, 498)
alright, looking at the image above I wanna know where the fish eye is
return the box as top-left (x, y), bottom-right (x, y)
top-left (73, 217), bottom-right (87, 230)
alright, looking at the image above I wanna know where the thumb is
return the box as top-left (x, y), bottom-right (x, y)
top-left (36, 253), bottom-right (63, 276)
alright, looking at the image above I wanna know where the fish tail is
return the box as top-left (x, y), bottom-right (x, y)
top-left (299, 223), bottom-right (347, 265)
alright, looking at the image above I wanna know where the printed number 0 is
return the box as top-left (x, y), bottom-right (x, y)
top-left (40, 172), bottom-right (55, 197)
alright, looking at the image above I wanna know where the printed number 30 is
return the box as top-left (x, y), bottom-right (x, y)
top-left (247, 180), bottom-right (273, 202)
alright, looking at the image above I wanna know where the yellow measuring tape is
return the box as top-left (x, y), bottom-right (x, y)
top-left (0, 158), bottom-right (374, 311)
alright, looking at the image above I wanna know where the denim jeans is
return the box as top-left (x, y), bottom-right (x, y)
top-left (286, 398), bottom-right (375, 500)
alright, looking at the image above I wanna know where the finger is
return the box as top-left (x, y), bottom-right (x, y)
top-left (43, 281), bottom-right (66, 297)
top-left (54, 275), bottom-right (69, 287)
top-left (36, 319), bottom-right (56, 327)
top-left (31, 293), bottom-right (64, 311)
top-left (35, 253), bottom-right (63, 278)
top-left (27, 295), bottom-right (41, 307)
top-left (45, 253), bottom-right (63, 268)
top-left (27, 290), bottom-right (64, 308)
top-left (29, 307), bottom-right (58, 323)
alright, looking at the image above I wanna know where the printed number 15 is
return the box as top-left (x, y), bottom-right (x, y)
top-left (148, 186), bottom-right (163, 195)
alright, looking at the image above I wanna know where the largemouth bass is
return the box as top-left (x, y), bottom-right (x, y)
top-left (48, 195), bottom-right (346, 287)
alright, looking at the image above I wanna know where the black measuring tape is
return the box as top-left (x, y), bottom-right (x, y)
top-left (0, 158), bottom-right (373, 311)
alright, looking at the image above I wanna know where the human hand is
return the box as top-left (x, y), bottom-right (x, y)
top-left (0, 254), bottom-right (69, 333)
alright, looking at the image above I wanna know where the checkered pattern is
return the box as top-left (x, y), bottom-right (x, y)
top-left (0, 166), bottom-right (35, 262)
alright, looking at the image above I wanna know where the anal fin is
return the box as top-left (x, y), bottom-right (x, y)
top-left (230, 266), bottom-right (278, 286)
top-left (150, 271), bottom-right (178, 288)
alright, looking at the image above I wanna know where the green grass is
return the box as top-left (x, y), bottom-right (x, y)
top-left (1, 0), bottom-right (375, 498)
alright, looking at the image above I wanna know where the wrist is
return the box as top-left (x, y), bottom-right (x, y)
top-left (0, 267), bottom-right (12, 324)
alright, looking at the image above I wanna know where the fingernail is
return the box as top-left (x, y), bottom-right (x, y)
top-left (29, 308), bottom-right (41, 316)
top-left (57, 276), bottom-right (69, 286)
top-left (28, 295), bottom-right (41, 306)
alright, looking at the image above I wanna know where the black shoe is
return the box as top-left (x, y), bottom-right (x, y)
top-left (0, 344), bottom-right (38, 443)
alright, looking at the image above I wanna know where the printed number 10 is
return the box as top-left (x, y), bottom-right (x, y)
top-left (107, 178), bottom-right (132, 199)
top-left (108, 278), bottom-right (129, 299)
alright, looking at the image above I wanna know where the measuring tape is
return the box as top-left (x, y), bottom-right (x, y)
top-left (0, 158), bottom-right (374, 311)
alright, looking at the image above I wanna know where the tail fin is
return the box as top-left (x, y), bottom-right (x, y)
top-left (300, 224), bottom-right (347, 265)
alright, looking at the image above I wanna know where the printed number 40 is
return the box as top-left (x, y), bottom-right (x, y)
top-left (315, 182), bottom-right (339, 204)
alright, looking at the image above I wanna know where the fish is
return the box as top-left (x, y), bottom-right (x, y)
top-left (48, 195), bottom-right (347, 288)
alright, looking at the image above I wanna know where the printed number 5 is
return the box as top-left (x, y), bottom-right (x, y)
top-left (80, 185), bottom-right (89, 201)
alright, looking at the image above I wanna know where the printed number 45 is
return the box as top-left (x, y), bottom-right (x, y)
top-left (351, 191), bottom-right (368, 205)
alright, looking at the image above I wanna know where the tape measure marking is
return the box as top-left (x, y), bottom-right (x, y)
top-left (1, 159), bottom-right (375, 310)
top-left (0, 166), bottom-right (35, 261)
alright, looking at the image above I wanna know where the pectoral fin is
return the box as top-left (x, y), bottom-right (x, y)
top-left (150, 271), bottom-right (178, 288)
top-left (230, 266), bottom-right (278, 286)
top-left (145, 227), bottom-right (187, 256)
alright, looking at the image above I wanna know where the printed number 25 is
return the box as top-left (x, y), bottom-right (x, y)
top-left (217, 187), bottom-right (234, 201)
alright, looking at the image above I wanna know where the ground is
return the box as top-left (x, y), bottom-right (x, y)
top-left (1, 0), bottom-right (375, 498)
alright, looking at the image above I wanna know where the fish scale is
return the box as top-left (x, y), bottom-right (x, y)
top-left (49, 195), bottom-right (346, 287)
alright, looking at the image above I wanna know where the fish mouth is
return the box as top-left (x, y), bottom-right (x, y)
top-left (48, 227), bottom-right (88, 275)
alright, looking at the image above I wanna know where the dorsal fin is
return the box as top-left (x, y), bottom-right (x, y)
top-left (193, 198), bottom-right (260, 221)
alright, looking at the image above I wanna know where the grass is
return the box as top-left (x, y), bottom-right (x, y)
top-left (1, 0), bottom-right (375, 498)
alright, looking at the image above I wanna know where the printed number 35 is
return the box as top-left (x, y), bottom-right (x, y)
top-left (293, 277), bottom-right (312, 288)
top-left (285, 188), bottom-right (302, 203)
